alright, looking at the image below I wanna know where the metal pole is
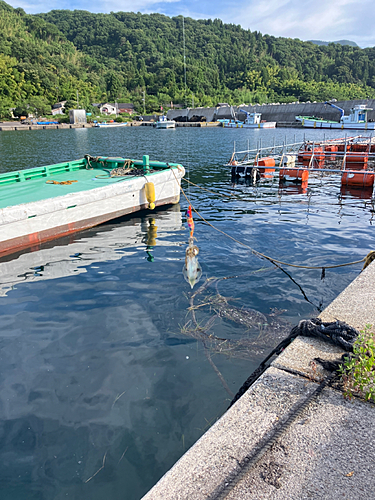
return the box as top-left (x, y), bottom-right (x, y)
top-left (182, 16), bottom-right (187, 109)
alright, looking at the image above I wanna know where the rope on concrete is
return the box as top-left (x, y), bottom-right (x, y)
top-left (229, 318), bottom-right (359, 409)
top-left (289, 317), bottom-right (359, 351)
top-left (363, 250), bottom-right (375, 270)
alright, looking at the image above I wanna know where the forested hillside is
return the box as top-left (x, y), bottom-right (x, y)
top-left (1, 0), bottom-right (375, 118)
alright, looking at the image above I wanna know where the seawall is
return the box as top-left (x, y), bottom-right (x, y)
top-left (142, 259), bottom-right (375, 499)
top-left (167, 99), bottom-right (375, 124)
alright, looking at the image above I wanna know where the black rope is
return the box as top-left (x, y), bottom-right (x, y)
top-left (229, 318), bottom-right (359, 409)
top-left (289, 317), bottom-right (359, 352)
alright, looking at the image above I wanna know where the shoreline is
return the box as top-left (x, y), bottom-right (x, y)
top-left (0, 121), bottom-right (224, 131)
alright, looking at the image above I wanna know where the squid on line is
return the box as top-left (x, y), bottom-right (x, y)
top-left (183, 237), bottom-right (202, 289)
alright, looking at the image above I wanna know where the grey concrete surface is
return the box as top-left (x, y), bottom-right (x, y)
top-left (225, 387), bottom-right (375, 500)
top-left (167, 99), bottom-right (375, 123)
top-left (142, 261), bottom-right (375, 500)
top-left (319, 258), bottom-right (375, 330)
top-left (272, 336), bottom-right (344, 383)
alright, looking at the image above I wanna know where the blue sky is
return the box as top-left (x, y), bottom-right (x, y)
top-left (7, 0), bottom-right (375, 48)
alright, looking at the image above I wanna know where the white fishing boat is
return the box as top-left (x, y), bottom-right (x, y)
top-left (154, 115), bottom-right (176, 129)
top-left (0, 155), bottom-right (184, 257)
top-left (94, 121), bottom-right (129, 128)
top-left (296, 103), bottom-right (375, 130)
top-left (224, 109), bottom-right (276, 129)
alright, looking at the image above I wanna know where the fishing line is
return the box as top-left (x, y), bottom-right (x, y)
top-left (173, 168), bottom-right (370, 272)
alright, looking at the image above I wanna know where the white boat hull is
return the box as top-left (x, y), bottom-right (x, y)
top-left (155, 121), bottom-right (176, 129)
top-left (0, 167), bottom-right (184, 256)
top-left (94, 122), bottom-right (129, 128)
top-left (296, 117), bottom-right (375, 130)
top-left (224, 121), bottom-right (276, 129)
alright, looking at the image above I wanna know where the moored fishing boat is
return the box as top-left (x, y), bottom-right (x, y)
top-left (224, 109), bottom-right (276, 129)
top-left (94, 121), bottom-right (129, 128)
top-left (296, 103), bottom-right (375, 130)
top-left (0, 155), bottom-right (184, 256)
top-left (154, 115), bottom-right (176, 129)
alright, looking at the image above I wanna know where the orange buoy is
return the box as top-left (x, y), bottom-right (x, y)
top-left (279, 168), bottom-right (309, 183)
top-left (351, 144), bottom-right (369, 152)
top-left (341, 170), bottom-right (374, 188)
top-left (257, 157), bottom-right (275, 168)
top-left (257, 156), bottom-right (275, 177)
top-left (298, 146), bottom-right (324, 168)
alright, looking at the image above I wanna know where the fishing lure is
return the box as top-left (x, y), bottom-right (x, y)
top-left (186, 205), bottom-right (195, 238)
top-left (182, 205), bottom-right (202, 288)
top-left (183, 237), bottom-right (202, 289)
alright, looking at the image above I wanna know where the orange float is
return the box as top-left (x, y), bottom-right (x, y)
top-left (341, 170), bottom-right (374, 188)
top-left (324, 145), bottom-right (338, 161)
top-left (298, 146), bottom-right (325, 168)
top-left (257, 156), bottom-right (276, 177)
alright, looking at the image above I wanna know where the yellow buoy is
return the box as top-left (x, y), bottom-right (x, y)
top-left (145, 182), bottom-right (156, 209)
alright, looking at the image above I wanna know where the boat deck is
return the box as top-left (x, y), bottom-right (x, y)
top-left (0, 157), bottom-right (176, 210)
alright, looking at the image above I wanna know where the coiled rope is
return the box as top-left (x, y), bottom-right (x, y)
top-left (171, 167), bottom-right (373, 272)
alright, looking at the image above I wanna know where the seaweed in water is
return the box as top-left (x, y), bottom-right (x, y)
top-left (180, 278), bottom-right (291, 395)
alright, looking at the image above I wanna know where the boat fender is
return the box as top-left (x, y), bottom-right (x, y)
top-left (145, 182), bottom-right (156, 209)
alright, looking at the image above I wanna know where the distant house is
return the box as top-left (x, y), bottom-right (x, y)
top-left (51, 101), bottom-right (66, 115)
top-left (117, 103), bottom-right (134, 114)
top-left (98, 103), bottom-right (117, 115)
top-left (95, 103), bottom-right (135, 115)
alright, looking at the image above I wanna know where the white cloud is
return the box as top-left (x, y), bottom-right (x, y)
top-left (225, 0), bottom-right (374, 47)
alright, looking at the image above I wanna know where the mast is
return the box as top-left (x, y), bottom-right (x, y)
top-left (182, 16), bottom-right (187, 110)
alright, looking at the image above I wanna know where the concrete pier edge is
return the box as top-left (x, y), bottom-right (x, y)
top-left (142, 260), bottom-right (375, 499)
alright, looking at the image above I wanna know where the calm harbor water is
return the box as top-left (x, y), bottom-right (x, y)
top-left (0, 126), bottom-right (374, 500)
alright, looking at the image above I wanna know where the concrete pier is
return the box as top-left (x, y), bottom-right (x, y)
top-left (142, 260), bottom-right (375, 499)
top-left (0, 123), bottom-right (94, 131)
